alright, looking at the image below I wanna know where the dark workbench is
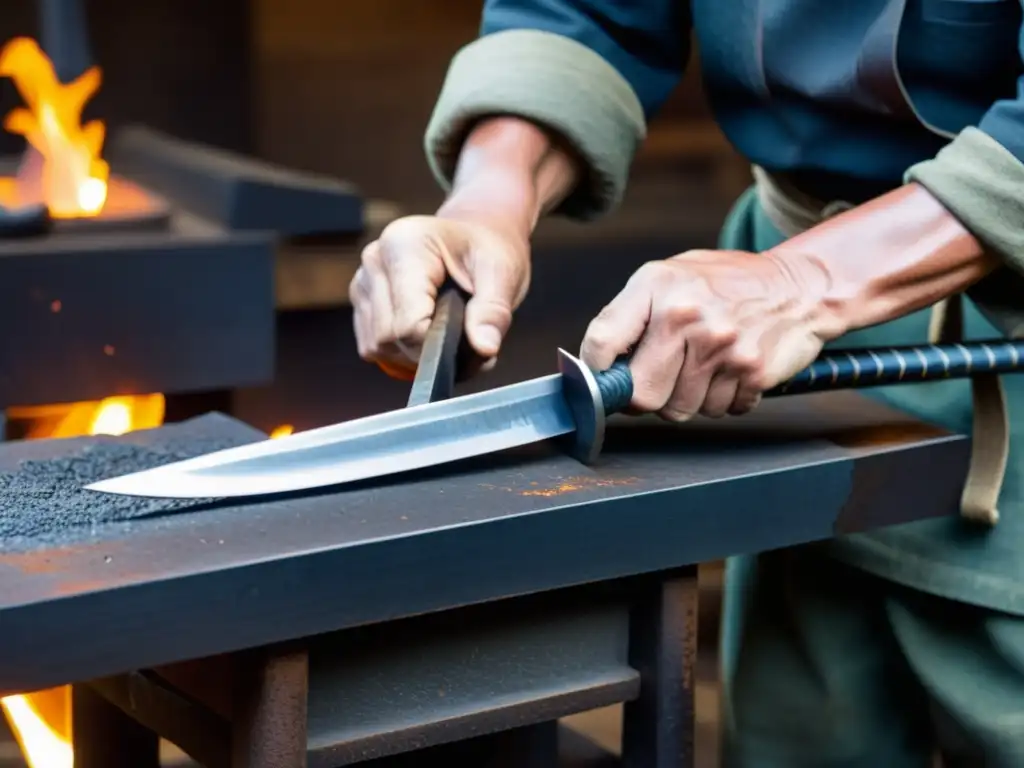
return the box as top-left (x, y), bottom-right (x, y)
top-left (0, 391), bottom-right (967, 698)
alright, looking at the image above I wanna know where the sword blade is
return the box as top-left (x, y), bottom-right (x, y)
top-left (85, 373), bottom-right (575, 498)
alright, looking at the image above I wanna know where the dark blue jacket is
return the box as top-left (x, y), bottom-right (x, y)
top-left (480, 0), bottom-right (1024, 202)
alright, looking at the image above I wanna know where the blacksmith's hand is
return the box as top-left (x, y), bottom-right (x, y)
top-left (350, 213), bottom-right (530, 381)
top-left (579, 250), bottom-right (848, 420)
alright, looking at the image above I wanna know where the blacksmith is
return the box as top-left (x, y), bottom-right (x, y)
top-left (350, 1), bottom-right (1024, 763)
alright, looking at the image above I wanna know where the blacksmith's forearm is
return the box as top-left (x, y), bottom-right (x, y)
top-left (437, 117), bottom-right (580, 235)
top-left (769, 184), bottom-right (999, 335)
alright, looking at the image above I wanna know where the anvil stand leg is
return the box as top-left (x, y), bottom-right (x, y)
top-left (621, 567), bottom-right (699, 768)
top-left (71, 684), bottom-right (160, 768)
top-left (231, 645), bottom-right (309, 768)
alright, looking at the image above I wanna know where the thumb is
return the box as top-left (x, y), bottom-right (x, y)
top-left (464, 255), bottom-right (525, 358)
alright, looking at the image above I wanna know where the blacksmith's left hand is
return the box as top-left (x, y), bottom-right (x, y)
top-left (579, 249), bottom-right (849, 421)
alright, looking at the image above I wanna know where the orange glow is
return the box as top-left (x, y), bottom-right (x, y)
top-left (269, 424), bottom-right (294, 439)
top-left (1, 393), bottom-right (165, 762)
top-left (9, 393), bottom-right (166, 439)
top-left (1, 692), bottom-right (72, 768)
top-left (0, 36), bottom-right (108, 217)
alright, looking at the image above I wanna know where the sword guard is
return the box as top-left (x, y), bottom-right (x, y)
top-left (557, 349), bottom-right (607, 464)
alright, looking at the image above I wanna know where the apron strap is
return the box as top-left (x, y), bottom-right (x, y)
top-left (928, 297), bottom-right (1008, 526)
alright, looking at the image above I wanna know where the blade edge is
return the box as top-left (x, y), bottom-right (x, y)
top-left (86, 378), bottom-right (576, 498)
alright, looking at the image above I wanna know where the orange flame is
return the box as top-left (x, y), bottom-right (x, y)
top-left (1, 394), bottom-right (164, 765)
top-left (1, 691), bottom-right (71, 768)
top-left (269, 424), bottom-right (294, 439)
top-left (0, 36), bottom-right (108, 217)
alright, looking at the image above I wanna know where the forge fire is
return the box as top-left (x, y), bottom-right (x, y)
top-left (0, 36), bottom-right (107, 218)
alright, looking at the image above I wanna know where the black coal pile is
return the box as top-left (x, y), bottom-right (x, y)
top-left (0, 413), bottom-right (262, 543)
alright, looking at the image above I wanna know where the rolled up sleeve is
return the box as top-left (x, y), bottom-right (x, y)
top-left (424, 0), bottom-right (691, 220)
top-left (905, 7), bottom-right (1024, 334)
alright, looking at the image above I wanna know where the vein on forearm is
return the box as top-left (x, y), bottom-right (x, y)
top-left (771, 183), bottom-right (999, 333)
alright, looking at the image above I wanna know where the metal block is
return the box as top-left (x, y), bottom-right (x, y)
top-left (109, 126), bottom-right (364, 236)
top-left (0, 219), bottom-right (274, 407)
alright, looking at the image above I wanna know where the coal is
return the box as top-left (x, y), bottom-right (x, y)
top-left (0, 413), bottom-right (262, 545)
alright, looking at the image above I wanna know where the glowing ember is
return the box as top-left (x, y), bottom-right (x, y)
top-left (1, 393), bottom-right (165, 762)
top-left (269, 424), bottom-right (295, 439)
top-left (0, 36), bottom-right (109, 218)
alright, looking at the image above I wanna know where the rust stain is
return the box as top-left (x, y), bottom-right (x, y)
top-left (480, 475), bottom-right (640, 497)
top-left (828, 422), bottom-right (947, 449)
top-left (53, 578), bottom-right (112, 596)
top-left (0, 539), bottom-right (125, 575)
top-left (0, 550), bottom-right (64, 575)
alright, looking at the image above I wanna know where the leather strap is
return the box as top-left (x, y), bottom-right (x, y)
top-left (928, 296), bottom-right (1007, 526)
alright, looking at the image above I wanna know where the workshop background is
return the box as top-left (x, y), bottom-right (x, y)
top-left (0, 1), bottom-right (749, 766)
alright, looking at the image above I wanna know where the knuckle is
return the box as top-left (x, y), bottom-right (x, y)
top-left (356, 333), bottom-right (377, 360)
top-left (630, 260), bottom-right (675, 292)
top-left (359, 240), bottom-right (381, 268)
top-left (395, 325), bottom-right (422, 349)
top-left (659, 404), bottom-right (695, 423)
top-left (583, 319), bottom-right (617, 352)
top-left (725, 347), bottom-right (763, 375)
top-left (636, 259), bottom-right (674, 282)
top-left (391, 304), bottom-right (428, 340)
top-left (630, 392), bottom-right (662, 413)
top-left (378, 215), bottom-right (431, 245)
top-left (368, 317), bottom-right (395, 347)
top-left (629, 377), bottom-right (670, 413)
top-left (729, 391), bottom-right (762, 415)
top-left (655, 302), bottom-right (702, 328)
top-left (700, 402), bottom-right (729, 419)
top-left (348, 272), bottom-right (364, 305)
top-left (702, 324), bottom-right (739, 349)
top-left (378, 241), bottom-right (407, 275)
top-left (377, 216), bottom-right (439, 270)
top-left (375, 326), bottom-right (398, 347)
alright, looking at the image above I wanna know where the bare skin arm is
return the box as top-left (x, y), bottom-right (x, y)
top-left (437, 116), bottom-right (582, 233)
top-left (581, 183), bottom-right (1001, 420)
top-left (772, 183), bottom-right (999, 331)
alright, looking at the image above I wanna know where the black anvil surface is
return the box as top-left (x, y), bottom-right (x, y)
top-left (0, 392), bottom-right (968, 695)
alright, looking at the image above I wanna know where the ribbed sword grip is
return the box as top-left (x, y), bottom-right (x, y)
top-left (767, 340), bottom-right (1024, 396)
top-left (590, 340), bottom-right (1024, 412)
top-left (594, 360), bottom-right (634, 415)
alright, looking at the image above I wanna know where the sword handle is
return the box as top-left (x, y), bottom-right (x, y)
top-left (593, 339), bottom-right (1024, 414)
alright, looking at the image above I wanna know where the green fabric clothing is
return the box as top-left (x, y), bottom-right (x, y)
top-left (721, 545), bottom-right (1024, 768)
top-left (906, 127), bottom-right (1024, 338)
top-left (719, 186), bottom-right (1024, 765)
top-left (719, 187), bottom-right (1024, 616)
top-left (425, 28), bottom-right (646, 221)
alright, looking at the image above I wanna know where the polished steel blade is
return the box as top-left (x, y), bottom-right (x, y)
top-left (85, 373), bottom-right (575, 498)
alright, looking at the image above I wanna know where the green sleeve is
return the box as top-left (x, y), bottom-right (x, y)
top-left (423, 29), bottom-right (646, 220)
top-left (906, 127), bottom-right (1024, 336)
